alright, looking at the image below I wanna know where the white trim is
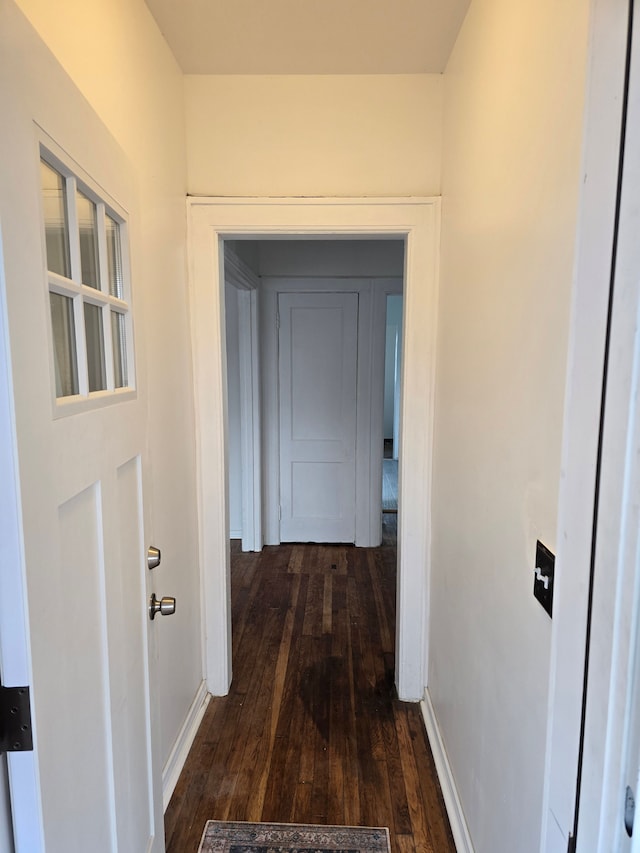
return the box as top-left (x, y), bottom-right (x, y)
top-left (188, 196), bottom-right (439, 700)
top-left (237, 289), bottom-right (261, 551)
top-left (249, 288), bottom-right (262, 550)
top-left (225, 247), bottom-right (262, 551)
top-left (224, 247), bottom-right (258, 292)
top-left (162, 681), bottom-right (210, 812)
top-left (421, 690), bottom-right (475, 853)
top-left (355, 280), bottom-right (382, 547)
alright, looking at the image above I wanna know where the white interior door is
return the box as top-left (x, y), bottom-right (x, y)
top-left (0, 6), bottom-right (163, 851)
top-left (278, 291), bottom-right (358, 542)
top-left (0, 755), bottom-right (14, 853)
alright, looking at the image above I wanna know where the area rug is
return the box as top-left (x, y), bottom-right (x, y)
top-left (198, 821), bottom-right (391, 853)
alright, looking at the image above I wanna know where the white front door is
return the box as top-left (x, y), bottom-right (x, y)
top-left (0, 6), bottom-right (163, 851)
top-left (278, 291), bottom-right (358, 542)
top-left (0, 755), bottom-right (13, 853)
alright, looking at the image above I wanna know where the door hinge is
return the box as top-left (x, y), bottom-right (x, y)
top-left (0, 685), bottom-right (33, 753)
top-left (278, 505), bottom-right (282, 520)
top-left (567, 833), bottom-right (576, 853)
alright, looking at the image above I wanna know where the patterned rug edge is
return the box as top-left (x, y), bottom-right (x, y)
top-left (198, 820), bottom-right (391, 853)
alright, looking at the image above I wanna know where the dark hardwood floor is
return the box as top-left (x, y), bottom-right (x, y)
top-left (164, 515), bottom-right (455, 852)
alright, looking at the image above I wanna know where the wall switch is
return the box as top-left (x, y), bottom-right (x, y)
top-left (534, 540), bottom-right (554, 617)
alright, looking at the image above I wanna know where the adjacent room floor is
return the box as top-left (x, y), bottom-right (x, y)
top-left (164, 515), bottom-right (454, 852)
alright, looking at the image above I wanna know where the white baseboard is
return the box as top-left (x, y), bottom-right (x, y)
top-left (162, 680), bottom-right (210, 811)
top-left (420, 689), bottom-right (475, 853)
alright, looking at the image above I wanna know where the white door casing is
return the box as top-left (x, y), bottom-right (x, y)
top-left (188, 198), bottom-right (439, 701)
top-left (278, 291), bottom-right (358, 543)
top-left (0, 6), bottom-right (163, 851)
top-left (224, 246), bottom-right (262, 552)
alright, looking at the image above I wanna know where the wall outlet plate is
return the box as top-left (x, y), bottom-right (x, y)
top-left (534, 540), bottom-right (555, 617)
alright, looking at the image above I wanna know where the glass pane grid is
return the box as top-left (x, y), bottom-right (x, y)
top-left (41, 149), bottom-right (133, 404)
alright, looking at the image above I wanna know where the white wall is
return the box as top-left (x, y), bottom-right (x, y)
top-left (14, 0), bottom-right (202, 770)
top-left (184, 75), bottom-right (443, 197)
top-left (430, 1), bottom-right (590, 851)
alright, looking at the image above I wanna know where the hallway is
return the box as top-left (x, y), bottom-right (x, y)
top-left (164, 518), bottom-right (455, 852)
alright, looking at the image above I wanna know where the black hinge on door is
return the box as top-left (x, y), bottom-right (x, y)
top-left (0, 685), bottom-right (33, 753)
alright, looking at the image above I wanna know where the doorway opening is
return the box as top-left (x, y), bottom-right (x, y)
top-left (188, 196), bottom-right (439, 702)
top-left (223, 239), bottom-right (404, 550)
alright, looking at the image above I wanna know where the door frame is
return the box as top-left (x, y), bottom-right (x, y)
top-left (188, 197), bottom-right (440, 701)
top-left (224, 246), bottom-right (262, 552)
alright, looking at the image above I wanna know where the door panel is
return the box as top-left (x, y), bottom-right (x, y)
top-left (40, 484), bottom-right (114, 849)
top-left (279, 291), bottom-right (358, 542)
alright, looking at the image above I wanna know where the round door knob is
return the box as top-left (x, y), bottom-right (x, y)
top-left (149, 593), bottom-right (176, 620)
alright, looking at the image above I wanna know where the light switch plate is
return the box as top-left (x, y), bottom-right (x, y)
top-left (534, 540), bottom-right (554, 617)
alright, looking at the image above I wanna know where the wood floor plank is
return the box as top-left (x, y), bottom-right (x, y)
top-left (164, 520), bottom-right (455, 853)
top-left (322, 574), bottom-right (333, 635)
top-left (394, 704), bottom-right (437, 852)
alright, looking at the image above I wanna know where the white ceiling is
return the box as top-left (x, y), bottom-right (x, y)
top-left (144, 0), bottom-right (471, 75)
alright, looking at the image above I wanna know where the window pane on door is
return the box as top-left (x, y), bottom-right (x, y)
top-left (50, 292), bottom-right (78, 397)
top-left (84, 302), bottom-right (106, 392)
top-left (111, 311), bottom-right (128, 388)
top-left (77, 190), bottom-right (100, 289)
top-left (105, 215), bottom-right (123, 299)
top-left (40, 160), bottom-right (70, 278)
